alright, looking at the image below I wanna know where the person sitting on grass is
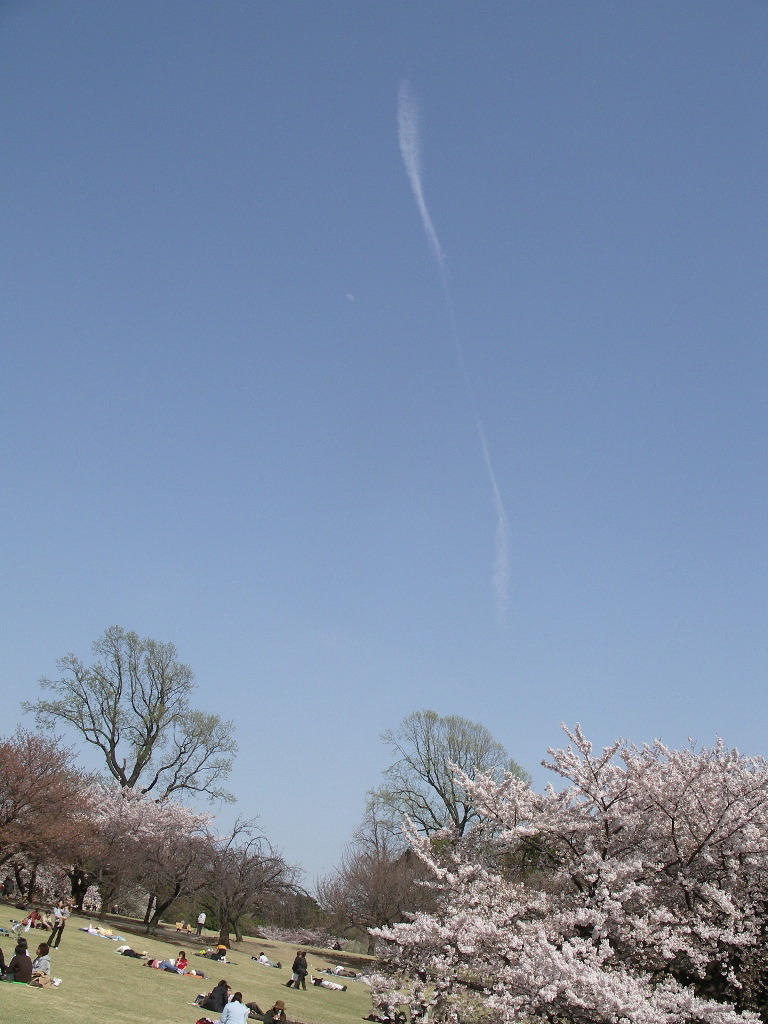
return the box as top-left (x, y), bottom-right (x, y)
top-left (31, 942), bottom-right (51, 977)
top-left (30, 941), bottom-right (55, 988)
top-left (220, 991), bottom-right (251, 1024)
top-left (3, 942), bottom-right (33, 983)
top-left (363, 1010), bottom-right (407, 1024)
top-left (246, 997), bottom-right (288, 1023)
top-left (162, 949), bottom-right (188, 973)
top-left (202, 944), bottom-right (228, 960)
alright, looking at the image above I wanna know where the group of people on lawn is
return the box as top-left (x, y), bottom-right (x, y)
top-left (0, 936), bottom-right (55, 986)
top-left (0, 898), bottom-right (69, 987)
top-left (1, 900), bottom-right (356, 1017)
top-left (11, 899), bottom-right (70, 947)
top-left (197, 978), bottom-right (288, 1024)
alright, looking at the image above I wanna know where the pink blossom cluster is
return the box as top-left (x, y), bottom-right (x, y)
top-left (372, 726), bottom-right (768, 1024)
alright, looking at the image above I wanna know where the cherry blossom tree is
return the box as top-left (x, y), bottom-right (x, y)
top-left (139, 801), bottom-right (210, 933)
top-left (72, 783), bottom-right (209, 922)
top-left (372, 726), bottom-right (768, 1024)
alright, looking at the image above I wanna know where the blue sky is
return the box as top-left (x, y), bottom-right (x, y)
top-left (2, 1), bottom-right (766, 884)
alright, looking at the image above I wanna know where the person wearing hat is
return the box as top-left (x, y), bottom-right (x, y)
top-left (246, 997), bottom-right (288, 1023)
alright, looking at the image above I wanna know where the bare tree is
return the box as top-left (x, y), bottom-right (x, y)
top-left (370, 710), bottom-right (529, 837)
top-left (198, 819), bottom-right (301, 947)
top-left (25, 625), bottom-right (237, 802)
top-left (317, 809), bottom-right (433, 954)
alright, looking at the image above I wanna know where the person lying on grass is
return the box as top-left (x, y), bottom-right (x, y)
top-left (312, 975), bottom-right (347, 991)
top-left (252, 951), bottom-right (281, 968)
top-left (145, 949), bottom-right (205, 974)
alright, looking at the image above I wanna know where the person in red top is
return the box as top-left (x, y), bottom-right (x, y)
top-left (156, 949), bottom-right (188, 973)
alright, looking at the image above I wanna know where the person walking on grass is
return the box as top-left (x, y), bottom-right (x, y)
top-left (286, 950), bottom-right (307, 989)
top-left (295, 950), bottom-right (307, 989)
top-left (196, 911), bottom-right (206, 935)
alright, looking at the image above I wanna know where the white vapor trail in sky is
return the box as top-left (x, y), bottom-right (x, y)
top-left (397, 79), bottom-right (510, 623)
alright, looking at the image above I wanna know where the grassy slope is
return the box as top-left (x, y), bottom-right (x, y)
top-left (0, 914), bottom-right (376, 1024)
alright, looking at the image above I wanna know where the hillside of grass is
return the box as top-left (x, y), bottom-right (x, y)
top-left (0, 913), bottom-right (378, 1024)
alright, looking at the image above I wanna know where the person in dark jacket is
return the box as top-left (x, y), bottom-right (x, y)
top-left (4, 943), bottom-right (33, 983)
top-left (247, 998), bottom-right (288, 1023)
top-left (286, 951), bottom-right (307, 989)
top-left (295, 951), bottom-right (307, 990)
top-left (198, 979), bottom-right (230, 1012)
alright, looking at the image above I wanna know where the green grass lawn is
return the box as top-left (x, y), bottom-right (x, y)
top-left (0, 914), bottom-right (377, 1024)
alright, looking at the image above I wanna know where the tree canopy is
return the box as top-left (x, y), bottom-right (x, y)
top-left (25, 625), bottom-right (236, 802)
top-left (370, 709), bottom-right (529, 836)
top-left (0, 729), bottom-right (89, 870)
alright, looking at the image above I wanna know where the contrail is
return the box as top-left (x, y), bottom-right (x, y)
top-left (397, 81), bottom-right (446, 278)
top-left (397, 79), bottom-right (510, 623)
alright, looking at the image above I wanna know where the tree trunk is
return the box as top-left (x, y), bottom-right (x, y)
top-left (13, 862), bottom-right (25, 899)
top-left (67, 866), bottom-right (94, 912)
top-left (96, 873), bottom-right (120, 921)
top-left (144, 893), bottom-right (155, 924)
top-left (145, 884), bottom-right (183, 935)
top-left (25, 864), bottom-right (38, 902)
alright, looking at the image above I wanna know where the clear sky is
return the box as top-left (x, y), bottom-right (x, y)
top-left (2, 1), bottom-right (766, 885)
